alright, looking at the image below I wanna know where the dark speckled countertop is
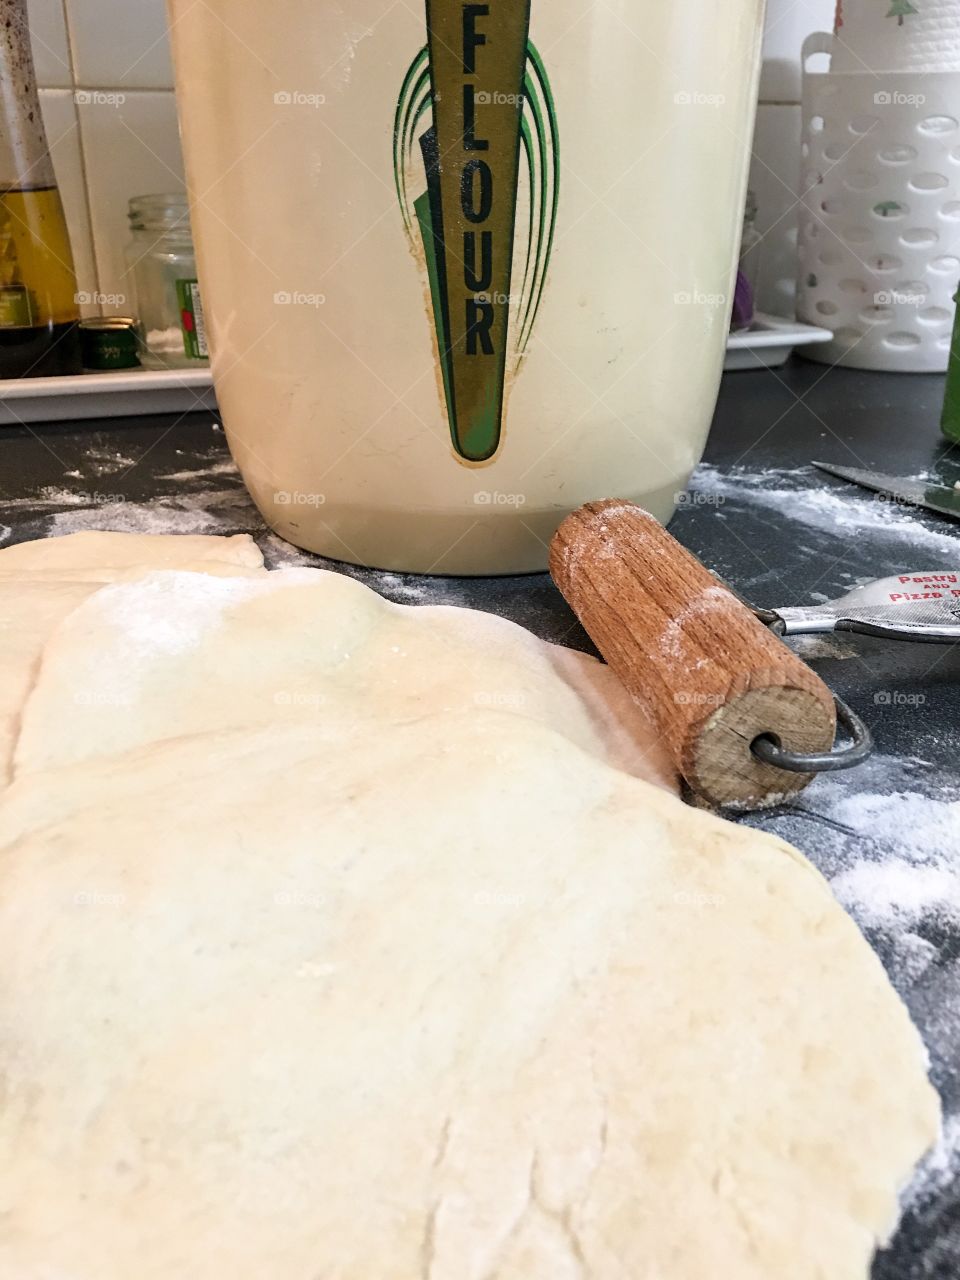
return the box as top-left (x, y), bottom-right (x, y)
top-left (1, 358), bottom-right (958, 1276)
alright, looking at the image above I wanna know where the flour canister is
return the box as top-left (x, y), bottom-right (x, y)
top-left (167, 0), bottom-right (766, 573)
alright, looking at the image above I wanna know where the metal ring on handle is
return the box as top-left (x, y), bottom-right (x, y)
top-left (750, 696), bottom-right (873, 774)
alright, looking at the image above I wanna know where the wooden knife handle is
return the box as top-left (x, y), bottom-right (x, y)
top-left (550, 499), bottom-right (837, 810)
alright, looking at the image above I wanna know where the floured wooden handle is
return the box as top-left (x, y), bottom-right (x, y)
top-left (550, 499), bottom-right (837, 810)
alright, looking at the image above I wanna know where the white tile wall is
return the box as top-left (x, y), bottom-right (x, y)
top-left (26, 0), bottom-right (836, 323)
top-left (78, 92), bottom-right (185, 313)
top-left (26, 0), bottom-right (181, 318)
top-left (65, 0), bottom-right (174, 89)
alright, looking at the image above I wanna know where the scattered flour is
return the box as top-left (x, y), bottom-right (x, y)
top-left (3, 486), bottom-right (112, 510)
top-left (776, 768), bottom-right (960, 948)
top-left (46, 489), bottom-right (257, 538)
top-left (159, 461), bottom-right (239, 483)
top-left (826, 787), bottom-right (960, 864)
top-left (365, 570), bottom-right (431, 603)
top-left (343, 563), bottom-right (458, 607)
top-left (691, 464), bottom-right (959, 560)
top-left (833, 859), bottom-right (960, 929)
top-left (80, 445), bottom-right (138, 476)
top-left (790, 633), bottom-right (859, 661)
top-left (260, 532), bottom-right (318, 569)
top-left (901, 1114), bottom-right (960, 1212)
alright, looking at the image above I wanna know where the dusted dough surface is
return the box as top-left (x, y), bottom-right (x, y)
top-left (11, 566), bottom-right (675, 790)
top-left (0, 533), bottom-right (266, 791)
top-left (0, 535), bottom-right (939, 1280)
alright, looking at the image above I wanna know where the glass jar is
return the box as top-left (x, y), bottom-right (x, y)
top-left (125, 194), bottom-right (209, 369)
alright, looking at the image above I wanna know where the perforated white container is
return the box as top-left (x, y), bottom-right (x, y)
top-left (831, 0), bottom-right (960, 76)
top-left (797, 32), bottom-right (960, 372)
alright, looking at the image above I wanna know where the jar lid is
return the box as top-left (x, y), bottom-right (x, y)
top-left (79, 316), bottom-right (138, 330)
top-left (79, 316), bottom-right (141, 370)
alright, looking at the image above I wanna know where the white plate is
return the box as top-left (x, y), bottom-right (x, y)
top-left (725, 313), bottom-right (833, 371)
top-left (0, 368), bottom-right (216, 425)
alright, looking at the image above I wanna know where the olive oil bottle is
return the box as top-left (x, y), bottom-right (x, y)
top-left (0, 0), bottom-right (81, 377)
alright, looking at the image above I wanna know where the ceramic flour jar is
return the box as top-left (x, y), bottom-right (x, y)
top-left (168, 0), bottom-right (766, 572)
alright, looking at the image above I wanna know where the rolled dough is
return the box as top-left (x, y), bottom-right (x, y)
top-left (0, 534), bottom-right (939, 1279)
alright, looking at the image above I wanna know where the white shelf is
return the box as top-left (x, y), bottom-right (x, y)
top-left (0, 368), bottom-right (216, 425)
top-left (725, 313), bottom-right (833, 371)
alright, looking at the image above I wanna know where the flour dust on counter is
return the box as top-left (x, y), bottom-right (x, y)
top-left (1, 443), bottom-right (261, 546)
top-left (78, 442), bottom-right (139, 476)
top-left (691, 464), bottom-right (960, 563)
top-left (43, 489), bottom-right (259, 539)
top-left (790, 633), bottom-right (862, 662)
top-left (157, 460), bottom-right (240, 484)
top-left (260, 529), bottom-right (523, 613)
top-left (902, 1115), bottom-right (960, 1215)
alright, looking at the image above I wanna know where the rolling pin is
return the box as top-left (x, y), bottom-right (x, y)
top-left (550, 499), bottom-right (837, 810)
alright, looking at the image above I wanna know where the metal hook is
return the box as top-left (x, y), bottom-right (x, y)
top-left (750, 696), bottom-right (873, 774)
top-left (714, 579), bottom-right (874, 775)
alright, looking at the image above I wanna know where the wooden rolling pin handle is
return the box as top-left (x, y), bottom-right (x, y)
top-left (550, 500), bottom-right (837, 810)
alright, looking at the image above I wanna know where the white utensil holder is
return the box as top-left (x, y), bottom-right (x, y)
top-left (797, 32), bottom-right (960, 372)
